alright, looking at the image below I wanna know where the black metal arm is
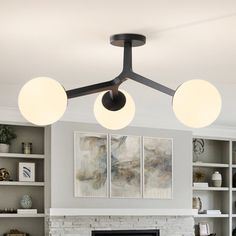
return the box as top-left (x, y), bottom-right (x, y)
top-left (126, 72), bottom-right (175, 96)
top-left (66, 79), bottom-right (120, 99)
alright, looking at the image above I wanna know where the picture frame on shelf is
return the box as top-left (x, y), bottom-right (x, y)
top-left (18, 162), bottom-right (35, 182)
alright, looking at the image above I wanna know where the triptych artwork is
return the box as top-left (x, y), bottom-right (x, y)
top-left (74, 132), bottom-right (173, 199)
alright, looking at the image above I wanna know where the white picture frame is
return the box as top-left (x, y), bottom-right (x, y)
top-left (143, 136), bottom-right (173, 199)
top-left (18, 162), bottom-right (35, 182)
top-left (110, 134), bottom-right (142, 198)
top-left (74, 132), bottom-right (108, 198)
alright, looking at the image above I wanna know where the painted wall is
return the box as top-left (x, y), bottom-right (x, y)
top-left (50, 121), bottom-right (192, 209)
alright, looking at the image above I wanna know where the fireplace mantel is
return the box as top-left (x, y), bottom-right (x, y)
top-left (49, 208), bottom-right (196, 216)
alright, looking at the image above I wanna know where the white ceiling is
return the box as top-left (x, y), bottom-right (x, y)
top-left (1, 0), bottom-right (236, 129)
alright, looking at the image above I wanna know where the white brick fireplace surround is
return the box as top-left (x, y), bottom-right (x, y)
top-left (48, 209), bottom-right (195, 236)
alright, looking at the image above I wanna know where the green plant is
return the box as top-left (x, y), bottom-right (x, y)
top-left (0, 125), bottom-right (17, 144)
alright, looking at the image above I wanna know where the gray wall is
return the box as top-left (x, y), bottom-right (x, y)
top-left (50, 121), bottom-right (192, 209)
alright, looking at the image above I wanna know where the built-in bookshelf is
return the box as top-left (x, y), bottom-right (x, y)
top-left (192, 136), bottom-right (236, 236)
top-left (0, 122), bottom-right (49, 236)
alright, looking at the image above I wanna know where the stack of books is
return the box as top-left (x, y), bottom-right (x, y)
top-left (193, 182), bottom-right (209, 188)
top-left (17, 209), bottom-right (37, 214)
top-left (202, 210), bottom-right (221, 215)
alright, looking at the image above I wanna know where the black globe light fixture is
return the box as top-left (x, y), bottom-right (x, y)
top-left (18, 34), bottom-right (222, 130)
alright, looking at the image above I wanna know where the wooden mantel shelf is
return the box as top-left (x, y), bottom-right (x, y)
top-left (49, 208), bottom-right (196, 216)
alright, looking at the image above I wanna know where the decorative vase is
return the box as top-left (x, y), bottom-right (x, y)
top-left (192, 197), bottom-right (202, 213)
top-left (0, 143), bottom-right (9, 153)
top-left (20, 195), bottom-right (32, 209)
top-left (212, 171), bottom-right (222, 187)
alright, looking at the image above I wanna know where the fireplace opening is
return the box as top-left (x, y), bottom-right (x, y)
top-left (92, 230), bottom-right (160, 236)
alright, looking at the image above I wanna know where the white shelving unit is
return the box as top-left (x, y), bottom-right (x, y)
top-left (194, 214), bottom-right (229, 218)
top-left (0, 123), bottom-right (49, 236)
top-left (0, 181), bottom-right (45, 186)
top-left (192, 137), bottom-right (232, 236)
top-left (0, 214), bottom-right (45, 218)
top-left (0, 153), bottom-right (45, 159)
top-left (193, 162), bottom-right (229, 168)
top-left (192, 187), bottom-right (229, 191)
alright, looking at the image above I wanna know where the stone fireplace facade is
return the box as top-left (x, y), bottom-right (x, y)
top-left (48, 215), bottom-right (194, 236)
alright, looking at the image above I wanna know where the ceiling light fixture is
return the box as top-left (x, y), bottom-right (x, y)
top-left (18, 33), bottom-right (222, 129)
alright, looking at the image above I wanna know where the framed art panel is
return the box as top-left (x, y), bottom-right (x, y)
top-left (110, 134), bottom-right (141, 198)
top-left (18, 162), bottom-right (35, 182)
top-left (74, 132), bottom-right (108, 197)
top-left (143, 137), bottom-right (173, 199)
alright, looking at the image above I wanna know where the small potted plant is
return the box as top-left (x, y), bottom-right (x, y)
top-left (0, 125), bottom-right (17, 153)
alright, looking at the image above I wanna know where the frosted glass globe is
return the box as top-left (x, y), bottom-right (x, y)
top-left (172, 79), bottom-right (222, 128)
top-left (94, 89), bottom-right (135, 130)
top-left (18, 77), bottom-right (67, 126)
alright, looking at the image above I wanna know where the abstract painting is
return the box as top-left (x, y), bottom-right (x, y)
top-left (110, 135), bottom-right (141, 198)
top-left (74, 132), bottom-right (108, 197)
top-left (143, 137), bottom-right (173, 199)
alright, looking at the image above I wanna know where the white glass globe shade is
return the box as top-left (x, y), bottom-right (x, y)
top-left (94, 89), bottom-right (135, 130)
top-left (172, 79), bottom-right (222, 128)
top-left (18, 77), bottom-right (67, 126)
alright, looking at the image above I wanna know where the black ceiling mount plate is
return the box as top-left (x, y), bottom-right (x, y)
top-left (110, 33), bottom-right (146, 47)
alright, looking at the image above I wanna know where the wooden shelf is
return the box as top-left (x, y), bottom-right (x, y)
top-left (0, 153), bottom-right (45, 159)
top-left (194, 214), bottom-right (229, 218)
top-left (0, 181), bottom-right (44, 186)
top-left (232, 164), bottom-right (236, 168)
top-left (193, 187), bottom-right (229, 191)
top-left (0, 213), bottom-right (45, 218)
top-left (192, 162), bottom-right (229, 168)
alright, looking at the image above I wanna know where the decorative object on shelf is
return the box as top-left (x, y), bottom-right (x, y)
top-left (193, 182), bottom-right (208, 188)
top-left (143, 137), bottom-right (172, 199)
top-left (17, 208), bottom-right (37, 214)
top-left (192, 197), bottom-right (202, 213)
top-left (18, 162), bottom-right (35, 182)
top-left (233, 172), bottom-right (236, 187)
top-left (233, 227), bottom-right (236, 236)
top-left (74, 132), bottom-right (108, 197)
top-left (3, 229), bottom-right (29, 236)
top-left (193, 138), bottom-right (205, 162)
top-left (199, 222), bottom-right (210, 236)
top-left (211, 171), bottom-right (222, 187)
top-left (110, 135), bottom-right (141, 198)
top-left (0, 125), bottom-right (17, 153)
top-left (20, 195), bottom-right (32, 209)
top-left (18, 34), bottom-right (222, 129)
top-left (0, 208), bottom-right (17, 214)
top-left (0, 168), bottom-right (12, 181)
top-left (193, 169), bottom-right (206, 182)
top-left (202, 209), bottom-right (221, 215)
top-left (22, 142), bottom-right (32, 154)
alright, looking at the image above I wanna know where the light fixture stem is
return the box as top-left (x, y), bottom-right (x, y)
top-left (123, 42), bottom-right (132, 72)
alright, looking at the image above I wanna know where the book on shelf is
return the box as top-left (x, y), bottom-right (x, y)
top-left (17, 209), bottom-right (38, 214)
top-left (193, 182), bottom-right (209, 188)
top-left (202, 210), bottom-right (221, 215)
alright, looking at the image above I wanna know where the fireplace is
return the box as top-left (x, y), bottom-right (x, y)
top-left (92, 230), bottom-right (160, 236)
